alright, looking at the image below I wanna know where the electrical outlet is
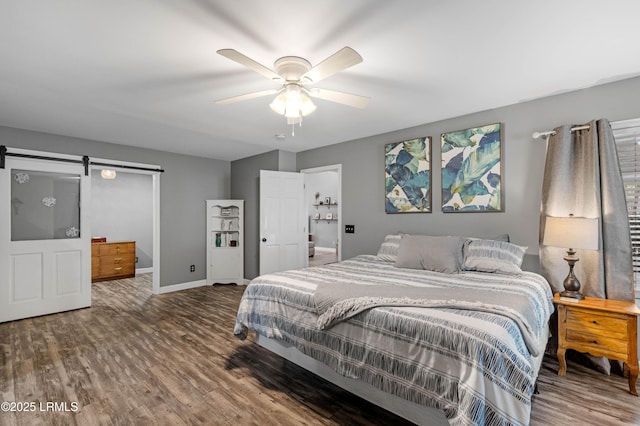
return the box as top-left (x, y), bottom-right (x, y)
top-left (345, 224), bottom-right (355, 234)
top-left (190, 264), bottom-right (195, 272)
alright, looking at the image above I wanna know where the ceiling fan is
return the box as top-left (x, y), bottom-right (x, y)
top-left (215, 47), bottom-right (369, 127)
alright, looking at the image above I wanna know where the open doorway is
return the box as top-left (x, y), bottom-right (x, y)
top-left (91, 160), bottom-right (161, 294)
top-left (91, 170), bottom-right (153, 272)
top-left (302, 165), bottom-right (342, 267)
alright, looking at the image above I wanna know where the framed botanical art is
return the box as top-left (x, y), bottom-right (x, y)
top-left (441, 123), bottom-right (503, 212)
top-left (384, 137), bottom-right (431, 213)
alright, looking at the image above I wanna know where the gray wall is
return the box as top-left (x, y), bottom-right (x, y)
top-left (1, 125), bottom-right (230, 287)
top-left (296, 76), bottom-right (640, 271)
top-left (91, 170), bottom-right (153, 268)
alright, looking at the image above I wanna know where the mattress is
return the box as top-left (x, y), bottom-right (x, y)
top-left (234, 255), bottom-right (554, 426)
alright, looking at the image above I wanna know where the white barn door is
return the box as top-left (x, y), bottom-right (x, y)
top-left (259, 170), bottom-right (306, 275)
top-left (0, 154), bottom-right (91, 323)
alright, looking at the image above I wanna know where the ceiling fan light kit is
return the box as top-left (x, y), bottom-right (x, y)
top-left (216, 47), bottom-right (369, 133)
top-left (269, 84), bottom-right (317, 123)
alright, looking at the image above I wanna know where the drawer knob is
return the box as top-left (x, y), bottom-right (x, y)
top-left (114, 267), bottom-right (122, 271)
top-left (592, 340), bottom-right (598, 344)
top-left (592, 320), bottom-right (599, 325)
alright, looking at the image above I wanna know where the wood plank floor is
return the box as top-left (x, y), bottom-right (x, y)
top-left (0, 275), bottom-right (638, 425)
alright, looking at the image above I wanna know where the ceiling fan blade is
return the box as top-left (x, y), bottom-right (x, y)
top-left (302, 47), bottom-right (363, 84)
top-left (216, 89), bottom-right (278, 105)
top-left (217, 49), bottom-right (282, 81)
top-left (308, 88), bottom-right (369, 109)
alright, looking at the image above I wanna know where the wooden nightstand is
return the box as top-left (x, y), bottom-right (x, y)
top-left (554, 293), bottom-right (640, 395)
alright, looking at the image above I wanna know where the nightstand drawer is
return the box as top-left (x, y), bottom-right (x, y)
top-left (566, 310), bottom-right (628, 340)
top-left (565, 329), bottom-right (628, 358)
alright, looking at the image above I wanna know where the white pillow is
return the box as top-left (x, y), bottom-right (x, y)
top-left (376, 234), bottom-right (402, 261)
top-left (463, 239), bottom-right (527, 274)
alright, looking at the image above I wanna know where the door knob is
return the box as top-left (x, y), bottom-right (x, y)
top-left (262, 238), bottom-right (267, 242)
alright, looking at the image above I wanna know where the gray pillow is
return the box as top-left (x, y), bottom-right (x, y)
top-left (395, 235), bottom-right (463, 273)
top-left (376, 234), bottom-right (402, 262)
top-left (463, 239), bottom-right (527, 274)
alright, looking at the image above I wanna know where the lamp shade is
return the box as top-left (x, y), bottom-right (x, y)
top-left (543, 216), bottom-right (599, 250)
top-left (269, 83), bottom-right (316, 125)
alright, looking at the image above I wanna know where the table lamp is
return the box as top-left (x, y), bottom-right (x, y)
top-left (543, 215), bottom-right (599, 299)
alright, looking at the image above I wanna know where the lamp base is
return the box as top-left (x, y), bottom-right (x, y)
top-left (561, 249), bottom-right (585, 300)
top-left (560, 289), bottom-right (585, 300)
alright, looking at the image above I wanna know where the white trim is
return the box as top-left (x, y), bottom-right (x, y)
top-left (157, 279), bottom-right (206, 294)
top-left (152, 173), bottom-right (160, 294)
top-left (301, 164), bottom-right (342, 264)
top-left (136, 267), bottom-right (154, 274)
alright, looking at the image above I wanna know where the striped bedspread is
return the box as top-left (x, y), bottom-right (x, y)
top-left (234, 255), bottom-right (554, 426)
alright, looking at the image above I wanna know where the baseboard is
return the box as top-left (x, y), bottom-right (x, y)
top-left (157, 279), bottom-right (206, 294)
top-left (315, 247), bottom-right (337, 252)
top-left (136, 267), bottom-right (154, 274)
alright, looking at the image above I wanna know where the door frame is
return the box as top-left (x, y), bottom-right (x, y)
top-left (300, 164), bottom-right (342, 264)
top-left (90, 157), bottom-right (161, 294)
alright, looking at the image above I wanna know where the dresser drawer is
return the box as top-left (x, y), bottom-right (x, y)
top-left (100, 254), bottom-right (135, 266)
top-left (99, 242), bottom-right (135, 256)
top-left (565, 310), bottom-right (628, 340)
top-left (99, 263), bottom-right (135, 277)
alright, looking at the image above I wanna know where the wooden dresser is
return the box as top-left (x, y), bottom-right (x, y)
top-left (91, 241), bottom-right (136, 282)
top-left (554, 293), bottom-right (640, 395)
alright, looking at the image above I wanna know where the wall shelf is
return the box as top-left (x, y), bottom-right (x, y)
top-left (313, 217), bottom-right (338, 223)
top-left (313, 202), bottom-right (338, 209)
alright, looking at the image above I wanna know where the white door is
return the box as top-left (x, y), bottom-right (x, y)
top-left (0, 155), bottom-right (91, 323)
top-left (259, 170), bottom-right (306, 275)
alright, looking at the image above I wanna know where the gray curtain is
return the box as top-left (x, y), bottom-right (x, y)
top-left (539, 118), bottom-right (635, 302)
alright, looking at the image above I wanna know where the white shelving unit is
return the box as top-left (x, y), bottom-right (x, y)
top-left (206, 199), bottom-right (244, 285)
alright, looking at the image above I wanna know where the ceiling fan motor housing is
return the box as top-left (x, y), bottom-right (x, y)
top-left (274, 56), bottom-right (312, 81)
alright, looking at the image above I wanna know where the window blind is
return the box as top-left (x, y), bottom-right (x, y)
top-left (612, 118), bottom-right (640, 276)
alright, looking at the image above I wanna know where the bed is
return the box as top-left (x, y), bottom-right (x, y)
top-left (234, 235), bottom-right (554, 426)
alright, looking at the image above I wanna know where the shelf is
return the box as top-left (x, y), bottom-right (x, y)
top-left (207, 199), bottom-right (244, 285)
top-left (313, 203), bottom-right (338, 209)
top-left (314, 218), bottom-right (338, 223)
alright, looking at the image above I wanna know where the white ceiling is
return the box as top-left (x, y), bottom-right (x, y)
top-left (1, 1), bottom-right (640, 161)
